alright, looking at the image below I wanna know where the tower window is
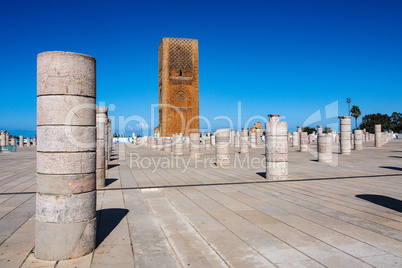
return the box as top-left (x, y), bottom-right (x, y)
top-left (179, 69), bottom-right (182, 76)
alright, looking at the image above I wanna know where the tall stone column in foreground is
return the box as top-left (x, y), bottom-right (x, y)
top-left (354, 129), bottom-right (363, 151)
top-left (215, 129), bottom-right (230, 167)
top-left (190, 133), bottom-right (201, 159)
top-left (36, 51), bottom-right (96, 260)
top-left (339, 116), bottom-right (352, 155)
top-left (96, 107), bottom-right (108, 188)
top-left (265, 114), bottom-right (288, 180)
top-left (300, 132), bottom-right (308, 152)
top-left (375, 125), bottom-right (383, 147)
top-left (19, 135), bottom-right (24, 147)
top-left (317, 134), bottom-right (332, 163)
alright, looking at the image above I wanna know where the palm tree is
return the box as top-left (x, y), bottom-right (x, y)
top-left (350, 105), bottom-right (362, 130)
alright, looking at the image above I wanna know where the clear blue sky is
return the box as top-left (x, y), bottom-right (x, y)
top-left (1, 0), bottom-right (401, 137)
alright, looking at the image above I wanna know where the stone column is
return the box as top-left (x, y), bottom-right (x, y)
top-left (354, 129), bottom-right (363, 150)
top-left (163, 138), bottom-right (172, 152)
top-left (10, 137), bottom-right (16, 146)
top-left (230, 129), bottom-right (235, 147)
top-left (33, 137), bottom-right (37, 146)
top-left (175, 135), bottom-right (183, 156)
top-left (300, 132), bottom-right (308, 152)
top-left (201, 131), bottom-right (206, 146)
top-left (211, 134), bottom-right (216, 146)
top-left (240, 128), bottom-right (249, 153)
top-left (287, 131), bottom-right (291, 142)
top-left (234, 130), bottom-right (240, 148)
top-left (157, 137), bottom-right (163, 150)
top-left (96, 107), bottom-right (107, 188)
top-left (19, 135), bottom-right (24, 147)
top-left (255, 128), bottom-right (261, 146)
top-left (151, 137), bottom-right (157, 149)
top-left (5, 132), bottom-right (9, 145)
top-left (317, 134), bottom-right (332, 163)
top-left (317, 125), bottom-right (323, 134)
top-left (205, 136), bottom-right (211, 149)
top-left (36, 51), bottom-right (96, 260)
top-left (207, 131), bottom-right (211, 140)
top-left (250, 131), bottom-right (256, 148)
top-left (292, 132), bottom-right (299, 147)
top-left (297, 126), bottom-right (303, 133)
top-left (0, 131), bottom-right (5, 146)
top-left (331, 130), bottom-right (337, 143)
top-left (265, 114), bottom-right (288, 180)
top-left (184, 136), bottom-right (190, 147)
top-left (375, 124), bottom-right (383, 147)
top-left (190, 133), bottom-right (201, 159)
top-left (146, 136), bottom-right (151, 148)
top-left (108, 117), bottom-right (112, 161)
top-left (339, 116), bottom-right (352, 155)
top-left (27, 137), bottom-right (31, 146)
top-left (132, 132), bottom-right (136, 144)
top-left (215, 129), bottom-right (230, 167)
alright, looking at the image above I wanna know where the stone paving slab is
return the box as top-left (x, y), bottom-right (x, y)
top-left (0, 141), bottom-right (401, 267)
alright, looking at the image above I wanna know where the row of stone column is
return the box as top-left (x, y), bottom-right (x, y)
top-left (0, 131), bottom-right (36, 147)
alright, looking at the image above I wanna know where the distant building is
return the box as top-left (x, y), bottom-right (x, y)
top-left (154, 37), bottom-right (199, 137)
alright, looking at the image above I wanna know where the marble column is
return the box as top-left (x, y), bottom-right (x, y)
top-left (354, 129), bottom-right (363, 150)
top-left (157, 137), bottom-right (163, 150)
top-left (174, 134), bottom-right (183, 156)
top-left (5, 132), bottom-right (9, 145)
top-left (292, 132), bottom-right (299, 147)
top-left (215, 129), bottom-right (230, 167)
top-left (0, 130), bottom-right (6, 146)
top-left (201, 131), bottom-right (206, 146)
top-left (234, 130), bottom-right (240, 148)
top-left (211, 134), bottom-right (216, 146)
top-left (317, 134), bottom-right (332, 163)
top-left (19, 135), bottom-right (24, 147)
top-left (190, 133), bottom-right (201, 159)
top-left (230, 129), bottom-right (235, 147)
top-left (265, 114), bottom-right (288, 180)
top-left (205, 136), bottom-right (211, 149)
top-left (317, 125), bottom-right (323, 135)
top-left (255, 128), bottom-right (261, 146)
top-left (300, 132), bottom-right (308, 152)
top-left (375, 124), bottom-right (383, 147)
top-left (297, 126), bottom-right (303, 133)
top-left (27, 137), bottom-right (31, 146)
top-left (339, 116), bottom-right (352, 155)
top-left (240, 128), bottom-right (248, 154)
top-left (250, 131), bottom-right (256, 149)
top-left (33, 137), bottom-right (37, 146)
top-left (163, 138), bottom-right (172, 152)
top-left (10, 137), bottom-right (16, 146)
top-left (96, 107), bottom-right (107, 188)
top-left (36, 51), bottom-right (96, 260)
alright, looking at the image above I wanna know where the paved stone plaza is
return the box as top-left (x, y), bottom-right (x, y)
top-left (0, 140), bottom-right (401, 267)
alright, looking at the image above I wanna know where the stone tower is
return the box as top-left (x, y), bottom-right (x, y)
top-left (155, 37), bottom-right (199, 137)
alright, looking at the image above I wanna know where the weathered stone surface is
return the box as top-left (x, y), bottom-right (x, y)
top-left (292, 132), bottom-right (299, 147)
top-left (163, 137), bottom-right (172, 152)
top-left (265, 114), bottom-right (288, 180)
top-left (317, 134), bottom-right (332, 163)
top-left (19, 135), bottom-right (24, 147)
top-left (300, 132), bottom-right (308, 152)
top-left (35, 218), bottom-right (96, 260)
top-left (354, 129), bottom-right (363, 150)
top-left (240, 128), bottom-right (248, 154)
top-left (36, 51), bottom-right (96, 260)
top-left (375, 124), bottom-right (383, 147)
top-left (0, 131), bottom-right (5, 146)
top-left (215, 129), bottom-right (230, 167)
top-left (37, 126), bottom-right (96, 152)
top-left (190, 133), bottom-right (201, 159)
top-left (339, 116), bottom-right (351, 155)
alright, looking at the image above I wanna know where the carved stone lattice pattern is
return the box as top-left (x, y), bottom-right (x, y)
top-left (168, 38), bottom-right (193, 73)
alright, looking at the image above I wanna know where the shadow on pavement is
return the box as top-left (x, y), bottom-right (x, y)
top-left (96, 208), bottom-right (129, 247)
top-left (356, 194), bottom-right (402, 213)
top-left (379, 166), bottom-right (402, 172)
